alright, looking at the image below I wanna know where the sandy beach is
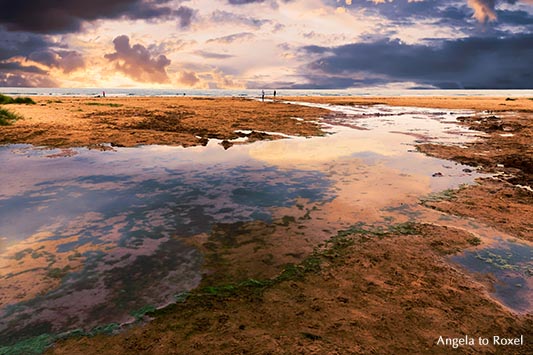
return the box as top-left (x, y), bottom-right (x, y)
top-left (0, 97), bottom-right (327, 149)
top-left (0, 96), bottom-right (531, 354)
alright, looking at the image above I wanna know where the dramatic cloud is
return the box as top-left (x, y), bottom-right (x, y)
top-left (178, 71), bottom-right (200, 86)
top-left (337, 0), bottom-right (533, 25)
top-left (1, 0), bottom-right (532, 88)
top-left (0, 30), bottom-right (52, 61)
top-left (28, 50), bottom-right (85, 73)
top-left (0, 0), bottom-right (192, 34)
top-left (466, 0), bottom-right (533, 23)
top-left (303, 34), bottom-right (533, 88)
top-left (468, 0), bottom-right (497, 23)
top-left (0, 62), bottom-right (57, 87)
top-left (0, 29), bottom-right (84, 86)
top-left (104, 35), bottom-right (171, 83)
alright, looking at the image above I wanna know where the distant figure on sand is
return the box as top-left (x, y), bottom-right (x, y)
top-left (261, 90), bottom-right (265, 102)
top-left (102, 91), bottom-right (106, 98)
top-left (273, 90), bottom-right (276, 100)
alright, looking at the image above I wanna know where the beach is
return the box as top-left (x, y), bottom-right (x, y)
top-left (0, 97), bottom-right (327, 149)
top-left (0, 96), bottom-right (531, 354)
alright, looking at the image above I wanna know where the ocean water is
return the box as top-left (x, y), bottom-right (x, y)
top-left (0, 87), bottom-right (532, 97)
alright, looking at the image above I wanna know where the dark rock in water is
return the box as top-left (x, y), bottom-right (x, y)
top-left (220, 140), bottom-right (233, 150)
top-left (432, 172), bottom-right (443, 177)
top-left (110, 142), bottom-right (125, 147)
top-left (463, 168), bottom-right (473, 173)
top-left (248, 131), bottom-right (271, 141)
top-left (198, 137), bottom-right (209, 146)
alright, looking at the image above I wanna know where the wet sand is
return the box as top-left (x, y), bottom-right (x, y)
top-left (282, 95), bottom-right (533, 112)
top-left (0, 96), bottom-right (531, 354)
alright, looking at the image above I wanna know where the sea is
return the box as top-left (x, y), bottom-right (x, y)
top-left (0, 87), bottom-right (532, 98)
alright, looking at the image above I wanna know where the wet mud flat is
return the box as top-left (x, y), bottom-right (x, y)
top-left (0, 98), bottom-right (532, 354)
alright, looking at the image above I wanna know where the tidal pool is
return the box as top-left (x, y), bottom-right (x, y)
top-left (452, 238), bottom-right (533, 313)
top-left (0, 103), bottom-right (505, 348)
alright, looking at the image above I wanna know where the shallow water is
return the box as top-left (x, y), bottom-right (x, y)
top-left (0, 103), bottom-right (519, 347)
top-left (452, 238), bottom-right (532, 313)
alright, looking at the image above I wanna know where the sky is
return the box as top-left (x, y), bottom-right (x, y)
top-left (0, 0), bottom-right (532, 89)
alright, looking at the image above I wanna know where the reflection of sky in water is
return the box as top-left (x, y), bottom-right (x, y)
top-left (0, 142), bottom-right (335, 345)
top-left (0, 159), bottom-right (331, 245)
top-left (0, 103), bottom-right (499, 347)
top-left (452, 239), bottom-right (532, 313)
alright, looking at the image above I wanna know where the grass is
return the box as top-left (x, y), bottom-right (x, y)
top-left (85, 102), bottom-right (123, 107)
top-left (0, 94), bottom-right (35, 105)
top-left (0, 108), bottom-right (22, 126)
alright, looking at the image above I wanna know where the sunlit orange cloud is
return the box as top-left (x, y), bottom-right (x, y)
top-left (2, 0), bottom-right (532, 89)
top-left (45, 0), bottom-right (388, 89)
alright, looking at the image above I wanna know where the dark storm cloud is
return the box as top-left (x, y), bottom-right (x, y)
top-left (331, 0), bottom-right (532, 28)
top-left (0, 73), bottom-right (57, 87)
top-left (333, 0), bottom-right (442, 22)
top-left (0, 62), bottom-right (47, 74)
top-left (0, 62), bottom-right (57, 87)
top-left (287, 76), bottom-right (388, 90)
top-left (28, 50), bottom-right (85, 73)
top-left (0, 28), bottom-right (85, 86)
top-left (104, 35), bottom-right (171, 83)
top-left (302, 34), bottom-right (533, 89)
top-left (496, 8), bottom-right (533, 25)
top-left (0, 0), bottom-right (193, 34)
top-left (0, 29), bottom-right (52, 61)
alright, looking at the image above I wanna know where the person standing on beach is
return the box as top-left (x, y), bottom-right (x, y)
top-left (261, 90), bottom-right (265, 102)
top-left (102, 91), bottom-right (106, 98)
top-left (273, 90), bottom-right (276, 100)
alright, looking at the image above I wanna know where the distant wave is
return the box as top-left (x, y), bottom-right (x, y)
top-left (0, 87), bottom-right (532, 97)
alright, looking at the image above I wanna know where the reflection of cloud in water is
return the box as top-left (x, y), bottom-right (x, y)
top-left (249, 131), bottom-right (399, 168)
top-left (0, 103), bottom-right (496, 347)
top-left (0, 146), bottom-right (334, 344)
top-left (452, 239), bottom-right (533, 313)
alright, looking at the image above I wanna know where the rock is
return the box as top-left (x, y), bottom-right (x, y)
top-left (220, 140), bottom-right (233, 150)
top-left (432, 172), bottom-right (443, 177)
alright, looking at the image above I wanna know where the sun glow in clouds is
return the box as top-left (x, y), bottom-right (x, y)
top-left (0, 0), bottom-right (532, 89)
